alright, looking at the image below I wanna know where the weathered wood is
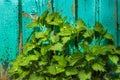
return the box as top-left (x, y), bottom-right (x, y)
top-left (0, 2), bottom-right (18, 63)
top-left (18, 0), bottom-right (23, 54)
top-left (78, 0), bottom-right (96, 28)
top-left (0, 0), bottom-right (120, 63)
top-left (99, 0), bottom-right (117, 45)
top-left (54, 0), bottom-right (75, 23)
top-left (118, 0), bottom-right (120, 46)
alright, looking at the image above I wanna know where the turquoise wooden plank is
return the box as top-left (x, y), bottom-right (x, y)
top-left (99, 0), bottom-right (117, 45)
top-left (22, 0), bottom-right (48, 45)
top-left (78, 0), bottom-right (96, 28)
top-left (54, 0), bottom-right (75, 24)
top-left (0, 2), bottom-right (18, 63)
top-left (118, 0), bottom-right (120, 46)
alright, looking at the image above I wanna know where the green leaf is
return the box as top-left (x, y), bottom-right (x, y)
top-left (59, 28), bottom-right (72, 36)
top-left (76, 19), bottom-right (86, 28)
top-left (67, 53), bottom-right (84, 66)
top-left (29, 74), bottom-right (45, 80)
top-left (85, 54), bottom-right (95, 61)
top-left (51, 35), bottom-right (59, 43)
top-left (35, 32), bottom-right (45, 39)
top-left (109, 55), bottom-right (119, 64)
top-left (53, 55), bottom-right (67, 67)
top-left (49, 43), bottom-right (63, 51)
top-left (18, 71), bottom-right (29, 80)
top-left (115, 65), bottom-right (120, 73)
top-left (20, 55), bottom-right (38, 66)
top-left (45, 13), bottom-right (55, 23)
top-left (104, 33), bottom-right (114, 41)
top-left (91, 45), bottom-right (103, 55)
top-left (78, 70), bottom-right (91, 80)
top-left (114, 49), bottom-right (120, 54)
top-left (92, 63), bottom-right (106, 72)
top-left (47, 65), bottom-right (65, 75)
top-left (23, 43), bottom-right (35, 55)
top-left (37, 38), bottom-right (47, 45)
top-left (75, 26), bottom-right (86, 33)
top-left (27, 21), bottom-right (38, 28)
top-left (65, 68), bottom-right (78, 76)
top-left (28, 55), bottom-right (39, 61)
top-left (41, 46), bottom-right (48, 55)
top-left (34, 50), bottom-right (41, 57)
top-left (62, 37), bottom-right (70, 44)
top-left (94, 22), bottom-right (103, 33)
top-left (39, 61), bottom-right (47, 66)
top-left (63, 23), bottom-right (71, 28)
top-left (38, 10), bottom-right (49, 22)
top-left (83, 29), bottom-right (94, 38)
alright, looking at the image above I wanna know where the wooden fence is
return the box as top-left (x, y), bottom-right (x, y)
top-left (0, 0), bottom-right (120, 64)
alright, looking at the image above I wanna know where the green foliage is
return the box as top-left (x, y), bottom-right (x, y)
top-left (9, 10), bottom-right (120, 80)
top-left (78, 70), bottom-right (91, 80)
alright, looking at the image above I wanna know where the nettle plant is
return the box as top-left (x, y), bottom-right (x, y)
top-left (9, 10), bottom-right (120, 80)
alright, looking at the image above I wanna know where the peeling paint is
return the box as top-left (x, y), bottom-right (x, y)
top-left (18, 31), bottom-right (22, 54)
top-left (72, 3), bottom-right (75, 17)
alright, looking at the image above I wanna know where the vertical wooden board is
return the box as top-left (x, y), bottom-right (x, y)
top-left (22, 0), bottom-right (48, 45)
top-left (54, 0), bottom-right (75, 24)
top-left (0, 2), bottom-right (18, 63)
top-left (118, 0), bottom-right (120, 46)
top-left (99, 0), bottom-right (117, 44)
top-left (37, 0), bottom-right (48, 15)
top-left (78, 0), bottom-right (96, 28)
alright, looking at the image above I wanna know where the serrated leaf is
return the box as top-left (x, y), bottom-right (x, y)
top-left (39, 61), bottom-right (47, 66)
top-left (37, 38), bottom-right (47, 45)
top-left (85, 54), bottom-right (95, 61)
top-left (23, 43), bottom-right (35, 55)
top-left (67, 53), bottom-right (84, 66)
top-left (53, 55), bottom-right (67, 67)
top-left (92, 63), bottom-right (106, 72)
top-left (47, 65), bottom-right (65, 75)
top-left (28, 55), bottom-right (39, 61)
top-left (34, 50), bottom-right (40, 57)
top-left (62, 23), bottom-right (71, 29)
top-left (94, 22), bottom-right (103, 33)
top-left (114, 49), bottom-right (120, 54)
top-left (116, 65), bottom-right (120, 73)
top-left (83, 29), bottom-right (94, 38)
top-left (27, 21), bottom-right (38, 28)
top-left (18, 71), bottom-right (29, 80)
top-left (76, 19), bottom-right (86, 27)
top-left (38, 10), bottom-right (49, 22)
top-left (45, 13), bottom-right (55, 23)
top-left (78, 70), bottom-right (91, 80)
top-left (20, 55), bottom-right (38, 66)
top-left (75, 26), bottom-right (86, 33)
top-left (62, 37), bottom-right (70, 44)
top-left (104, 33), bottom-right (114, 41)
top-left (51, 35), bottom-right (59, 43)
top-left (59, 29), bottom-right (72, 36)
top-left (29, 74), bottom-right (45, 80)
top-left (41, 46), bottom-right (48, 55)
top-left (109, 55), bottom-right (119, 64)
top-left (65, 68), bottom-right (78, 76)
top-left (49, 43), bottom-right (63, 51)
top-left (91, 45), bottom-right (104, 55)
top-left (35, 32), bottom-right (45, 39)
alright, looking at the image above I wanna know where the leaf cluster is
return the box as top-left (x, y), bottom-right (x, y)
top-left (9, 10), bottom-right (120, 80)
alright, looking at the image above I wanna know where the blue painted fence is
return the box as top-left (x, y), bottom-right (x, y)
top-left (0, 0), bottom-right (120, 64)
